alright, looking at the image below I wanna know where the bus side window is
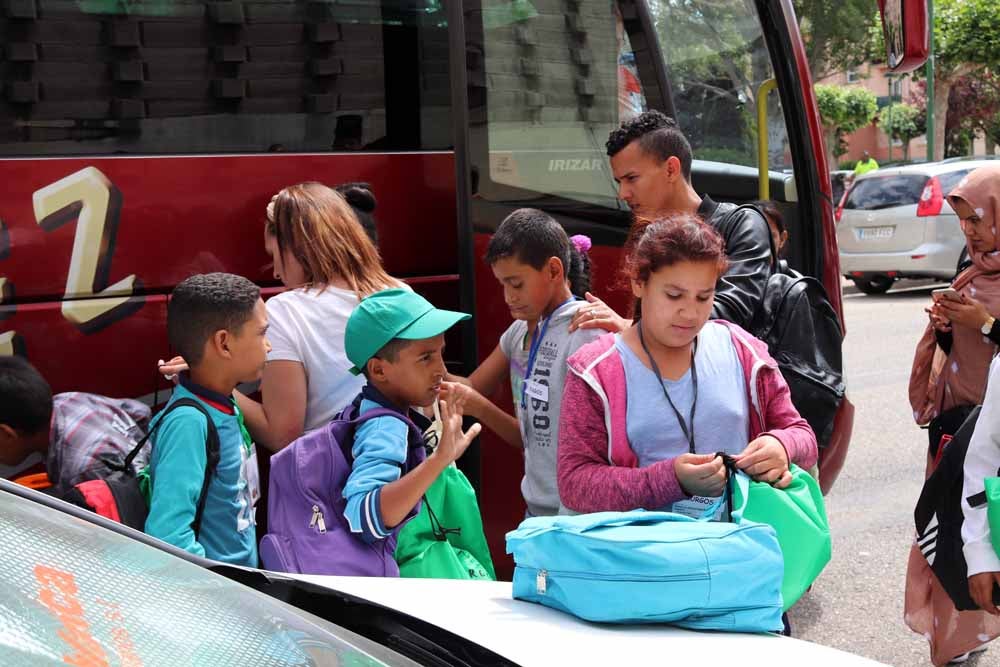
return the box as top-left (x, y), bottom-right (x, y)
top-left (0, 1), bottom-right (451, 156)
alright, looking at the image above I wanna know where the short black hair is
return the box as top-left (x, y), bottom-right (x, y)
top-left (362, 338), bottom-right (414, 380)
top-left (168, 273), bottom-right (261, 366)
top-left (486, 208), bottom-right (572, 274)
top-left (0, 356), bottom-right (53, 434)
top-left (752, 200), bottom-right (786, 235)
top-left (606, 110), bottom-right (693, 182)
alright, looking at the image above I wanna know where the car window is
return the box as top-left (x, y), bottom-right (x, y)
top-left (0, 488), bottom-right (417, 666)
top-left (844, 174), bottom-right (927, 210)
top-left (939, 169), bottom-right (972, 197)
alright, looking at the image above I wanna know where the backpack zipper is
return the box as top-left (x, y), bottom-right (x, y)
top-left (530, 567), bottom-right (708, 595)
top-left (309, 505), bottom-right (327, 533)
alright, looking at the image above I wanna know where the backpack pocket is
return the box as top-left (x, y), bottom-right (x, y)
top-left (259, 533), bottom-right (301, 573)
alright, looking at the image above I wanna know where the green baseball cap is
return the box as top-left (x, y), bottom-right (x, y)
top-left (345, 288), bottom-right (471, 375)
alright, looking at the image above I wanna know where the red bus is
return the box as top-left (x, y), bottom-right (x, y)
top-left (0, 0), bottom-right (926, 575)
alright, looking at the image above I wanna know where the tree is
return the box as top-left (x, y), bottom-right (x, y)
top-left (815, 84), bottom-right (878, 170)
top-left (878, 103), bottom-right (921, 160)
top-left (793, 0), bottom-right (880, 81)
top-left (946, 73), bottom-right (1000, 156)
top-left (924, 0), bottom-right (1000, 161)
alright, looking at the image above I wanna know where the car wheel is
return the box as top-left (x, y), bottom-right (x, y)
top-left (852, 275), bottom-right (894, 295)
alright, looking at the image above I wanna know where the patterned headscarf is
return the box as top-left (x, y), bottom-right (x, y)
top-left (910, 164), bottom-right (1000, 422)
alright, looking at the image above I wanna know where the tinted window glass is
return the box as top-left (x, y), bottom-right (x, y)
top-left (0, 0), bottom-right (449, 155)
top-left (470, 0), bottom-right (650, 210)
top-left (939, 169), bottom-right (971, 197)
top-left (468, 0), bottom-right (791, 211)
top-left (0, 488), bottom-right (414, 666)
top-left (844, 174), bottom-right (927, 210)
top-left (648, 0), bottom-right (792, 172)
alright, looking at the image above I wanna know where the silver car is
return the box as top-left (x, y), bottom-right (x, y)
top-left (836, 160), bottom-right (983, 294)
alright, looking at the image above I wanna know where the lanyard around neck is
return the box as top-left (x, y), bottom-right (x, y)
top-left (637, 322), bottom-right (698, 454)
top-left (521, 296), bottom-right (576, 410)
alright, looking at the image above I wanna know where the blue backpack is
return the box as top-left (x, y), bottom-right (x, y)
top-left (505, 509), bottom-right (784, 632)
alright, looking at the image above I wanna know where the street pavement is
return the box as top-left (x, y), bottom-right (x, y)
top-left (790, 279), bottom-right (995, 666)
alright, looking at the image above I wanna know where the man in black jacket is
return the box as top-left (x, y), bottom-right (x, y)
top-left (571, 110), bottom-right (773, 332)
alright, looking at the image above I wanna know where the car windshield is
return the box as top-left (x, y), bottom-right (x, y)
top-left (844, 174), bottom-right (927, 210)
top-left (0, 487), bottom-right (417, 666)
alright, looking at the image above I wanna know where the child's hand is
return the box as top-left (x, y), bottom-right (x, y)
top-left (157, 356), bottom-right (188, 384)
top-left (568, 292), bottom-right (631, 333)
top-left (438, 381), bottom-right (483, 419)
top-left (431, 399), bottom-right (482, 466)
top-left (734, 435), bottom-right (791, 488)
top-left (674, 453), bottom-right (727, 497)
top-left (969, 572), bottom-right (1000, 614)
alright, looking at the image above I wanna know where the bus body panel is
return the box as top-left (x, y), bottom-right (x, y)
top-left (0, 152), bottom-right (458, 397)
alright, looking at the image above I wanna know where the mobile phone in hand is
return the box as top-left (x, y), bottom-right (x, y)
top-left (932, 288), bottom-right (962, 302)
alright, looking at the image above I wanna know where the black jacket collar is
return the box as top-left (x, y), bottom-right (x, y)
top-left (697, 194), bottom-right (719, 219)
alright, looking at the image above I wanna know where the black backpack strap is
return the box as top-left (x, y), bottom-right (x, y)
top-left (716, 452), bottom-right (740, 523)
top-left (134, 397), bottom-right (221, 539)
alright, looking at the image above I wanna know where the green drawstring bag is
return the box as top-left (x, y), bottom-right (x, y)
top-left (985, 477), bottom-right (1000, 556)
top-left (395, 465), bottom-right (496, 581)
top-left (731, 464), bottom-right (831, 611)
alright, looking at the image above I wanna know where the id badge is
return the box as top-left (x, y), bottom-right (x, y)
top-left (524, 380), bottom-right (549, 404)
top-left (243, 446), bottom-right (261, 510)
top-left (671, 495), bottom-right (725, 521)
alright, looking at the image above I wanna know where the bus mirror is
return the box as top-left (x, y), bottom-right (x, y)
top-left (877, 0), bottom-right (929, 73)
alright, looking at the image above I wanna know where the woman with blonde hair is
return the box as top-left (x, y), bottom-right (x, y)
top-left (161, 181), bottom-right (404, 450)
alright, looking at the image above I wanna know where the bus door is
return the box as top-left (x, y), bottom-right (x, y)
top-left (459, 0), bottom-right (844, 577)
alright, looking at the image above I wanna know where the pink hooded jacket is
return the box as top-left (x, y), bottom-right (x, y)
top-left (557, 320), bottom-right (818, 513)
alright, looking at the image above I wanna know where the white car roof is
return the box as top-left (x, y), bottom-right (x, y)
top-left (855, 159), bottom-right (992, 181)
top-left (295, 575), bottom-right (886, 666)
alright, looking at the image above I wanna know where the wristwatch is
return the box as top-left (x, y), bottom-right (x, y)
top-left (982, 316), bottom-right (996, 336)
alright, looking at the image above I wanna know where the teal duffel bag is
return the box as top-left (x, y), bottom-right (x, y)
top-left (505, 509), bottom-right (784, 632)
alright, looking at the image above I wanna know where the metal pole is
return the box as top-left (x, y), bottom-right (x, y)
top-left (926, 0), bottom-right (935, 162)
top-left (885, 74), bottom-right (893, 162)
top-left (756, 78), bottom-right (777, 200)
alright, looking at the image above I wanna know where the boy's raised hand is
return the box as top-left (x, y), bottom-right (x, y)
top-left (432, 399), bottom-right (482, 466)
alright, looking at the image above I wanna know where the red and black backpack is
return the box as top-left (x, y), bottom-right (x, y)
top-left (60, 398), bottom-right (220, 536)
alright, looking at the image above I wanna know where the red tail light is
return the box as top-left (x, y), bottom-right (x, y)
top-left (835, 201), bottom-right (844, 223)
top-left (917, 176), bottom-right (944, 217)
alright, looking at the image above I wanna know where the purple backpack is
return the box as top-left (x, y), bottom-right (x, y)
top-left (260, 402), bottom-right (426, 576)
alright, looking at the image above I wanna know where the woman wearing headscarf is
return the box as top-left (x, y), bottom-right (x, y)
top-left (906, 164), bottom-right (1000, 665)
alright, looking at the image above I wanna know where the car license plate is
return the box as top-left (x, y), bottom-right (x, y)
top-left (858, 226), bottom-right (894, 240)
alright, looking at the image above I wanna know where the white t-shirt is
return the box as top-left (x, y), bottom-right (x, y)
top-left (265, 285), bottom-right (364, 431)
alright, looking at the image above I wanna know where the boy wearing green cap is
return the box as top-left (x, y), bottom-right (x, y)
top-left (342, 288), bottom-right (482, 544)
